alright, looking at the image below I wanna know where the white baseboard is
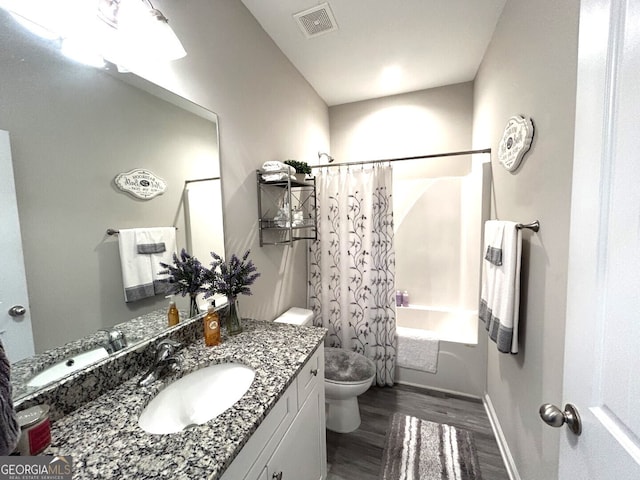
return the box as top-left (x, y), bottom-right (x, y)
top-left (396, 379), bottom-right (482, 402)
top-left (483, 393), bottom-right (521, 480)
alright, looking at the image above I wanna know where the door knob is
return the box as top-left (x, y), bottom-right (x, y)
top-left (539, 403), bottom-right (582, 435)
top-left (8, 305), bottom-right (26, 317)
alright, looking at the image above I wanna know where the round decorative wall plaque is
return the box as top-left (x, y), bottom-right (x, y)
top-left (114, 169), bottom-right (167, 200)
top-left (498, 116), bottom-right (534, 172)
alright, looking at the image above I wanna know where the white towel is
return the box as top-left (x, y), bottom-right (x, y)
top-left (396, 326), bottom-right (440, 374)
top-left (261, 172), bottom-right (296, 182)
top-left (261, 161), bottom-right (295, 174)
top-left (118, 227), bottom-right (177, 302)
top-left (479, 220), bottom-right (522, 353)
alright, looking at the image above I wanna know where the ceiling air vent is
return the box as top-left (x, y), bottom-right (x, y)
top-left (293, 3), bottom-right (338, 39)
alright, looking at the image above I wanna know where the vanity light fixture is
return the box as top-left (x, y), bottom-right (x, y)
top-left (97, 0), bottom-right (186, 62)
top-left (2, 0), bottom-right (185, 67)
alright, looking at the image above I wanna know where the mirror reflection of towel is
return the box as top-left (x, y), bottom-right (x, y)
top-left (0, 339), bottom-right (19, 455)
top-left (118, 227), bottom-right (177, 302)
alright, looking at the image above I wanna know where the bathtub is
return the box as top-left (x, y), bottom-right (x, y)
top-left (395, 305), bottom-right (478, 344)
top-left (395, 305), bottom-right (485, 398)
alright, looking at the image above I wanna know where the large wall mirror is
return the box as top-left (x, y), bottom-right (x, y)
top-left (0, 8), bottom-right (224, 395)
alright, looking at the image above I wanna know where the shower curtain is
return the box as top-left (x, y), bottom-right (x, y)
top-left (309, 164), bottom-right (397, 386)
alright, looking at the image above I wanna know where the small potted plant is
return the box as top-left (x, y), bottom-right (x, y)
top-left (284, 160), bottom-right (312, 182)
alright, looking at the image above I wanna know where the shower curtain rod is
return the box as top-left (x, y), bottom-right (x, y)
top-left (311, 148), bottom-right (491, 169)
top-left (184, 176), bottom-right (220, 184)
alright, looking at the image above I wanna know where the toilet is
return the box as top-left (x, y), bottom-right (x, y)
top-left (274, 308), bottom-right (376, 434)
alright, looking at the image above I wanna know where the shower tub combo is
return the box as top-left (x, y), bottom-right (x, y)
top-left (392, 155), bottom-right (489, 398)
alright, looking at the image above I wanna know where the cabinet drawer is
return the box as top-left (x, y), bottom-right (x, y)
top-left (297, 346), bottom-right (324, 409)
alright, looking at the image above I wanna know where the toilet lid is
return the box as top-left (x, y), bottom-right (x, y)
top-left (324, 347), bottom-right (376, 383)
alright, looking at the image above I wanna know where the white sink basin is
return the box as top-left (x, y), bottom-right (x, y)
top-left (138, 362), bottom-right (255, 434)
top-left (27, 347), bottom-right (110, 388)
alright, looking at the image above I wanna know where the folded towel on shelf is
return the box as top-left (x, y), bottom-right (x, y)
top-left (0, 339), bottom-right (19, 456)
top-left (396, 326), bottom-right (440, 374)
top-left (261, 161), bottom-right (295, 174)
top-left (118, 227), bottom-right (177, 302)
top-left (479, 220), bottom-right (522, 353)
top-left (261, 172), bottom-right (296, 182)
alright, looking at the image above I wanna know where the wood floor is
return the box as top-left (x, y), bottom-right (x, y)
top-left (326, 384), bottom-right (509, 480)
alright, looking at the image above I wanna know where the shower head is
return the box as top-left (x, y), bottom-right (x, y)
top-left (318, 151), bottom-right (334, 163)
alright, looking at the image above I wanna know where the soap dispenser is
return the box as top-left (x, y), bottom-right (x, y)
top-left (203, 305), bottom-right (220, 346)
top-left (167, 299), bottom-right (180, 327)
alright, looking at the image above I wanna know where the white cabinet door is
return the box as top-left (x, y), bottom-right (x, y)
top-left (0, 130), bottom-right (35, 362)
top-left (268, 389), bottom-right (324, 480)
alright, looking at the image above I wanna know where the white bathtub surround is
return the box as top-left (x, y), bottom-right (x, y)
top-left (309, 164), bottom-right (397, 386)
top-left (396, 326), bottom-right (439, 374)
top-left (395, 305), bottom-right (478, 345)
top-left (479, 221), bottom-right (522, 354)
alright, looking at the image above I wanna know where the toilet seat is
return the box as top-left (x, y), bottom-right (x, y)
top-left (324, 347), bottom-right (375, 383)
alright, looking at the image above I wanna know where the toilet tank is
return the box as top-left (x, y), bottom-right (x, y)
top-left (273, 307), bottom-right (313, 326)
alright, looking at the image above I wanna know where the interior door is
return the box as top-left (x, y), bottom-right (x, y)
top-left (0, 130), bottom-right (35, 362)
top-left (557, 0), bottom-right (640, 478)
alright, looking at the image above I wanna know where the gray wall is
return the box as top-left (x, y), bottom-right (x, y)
top-left (328, 83), bottom-right (489, 398)
top-left (329, 82), bottom-right (474, 161)
top-left (472, 0), bottom-right (580, 478)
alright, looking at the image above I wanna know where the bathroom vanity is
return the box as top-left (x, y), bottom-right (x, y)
top-left (33, 317), bottom-right (326, 479)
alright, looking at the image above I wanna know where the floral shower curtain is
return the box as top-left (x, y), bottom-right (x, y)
top-left (308, 163), bottom-right (396, 386)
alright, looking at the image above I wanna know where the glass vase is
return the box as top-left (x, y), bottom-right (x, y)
top-left (226, 297), bottom-right (243, 336)
top-left (189, 294), bottom-right (199, 318)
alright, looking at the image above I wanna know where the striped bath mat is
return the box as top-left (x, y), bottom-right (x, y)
top-left (379, 413), bottom-right (482, 480)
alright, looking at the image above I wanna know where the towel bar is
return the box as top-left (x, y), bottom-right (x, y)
top-left (106, 227), bottom-right (178, 236)
top-left (516, 220), bottom-right (540, 232)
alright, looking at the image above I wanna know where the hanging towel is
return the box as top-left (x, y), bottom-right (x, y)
top-left (396, 326), bottom-right (440, 374)
top-left (479, 220), bottom-right (522, 354)
top-left (0, 339), bottom-right (20, 456)
top-left (118, 227), bottom-right (177, 302)
top-left (484, 222), bottom-right (505, 266)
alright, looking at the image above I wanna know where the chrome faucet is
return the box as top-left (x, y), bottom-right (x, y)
top-left (138, 339), bottom-right (182, 387)
top-left (98, 328), bottom-right (127, 354)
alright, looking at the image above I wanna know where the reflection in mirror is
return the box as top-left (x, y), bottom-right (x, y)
top-left (184, 178), bottom-right (227, 308)
top-left (0, 9), bottom-right (224, 399)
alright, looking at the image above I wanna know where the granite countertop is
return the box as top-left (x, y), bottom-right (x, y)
top-left (46, 319), bottom-right (326, 480)
top-left (12, 310), bottom-right (189, 401)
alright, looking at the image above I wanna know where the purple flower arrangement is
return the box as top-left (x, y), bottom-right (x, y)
top-left (159, 249), bottom-right (260, 300)
top-left (204, 250), bottom-right (261, 300)
top-left (159, 248), bottom-right (208, 297)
